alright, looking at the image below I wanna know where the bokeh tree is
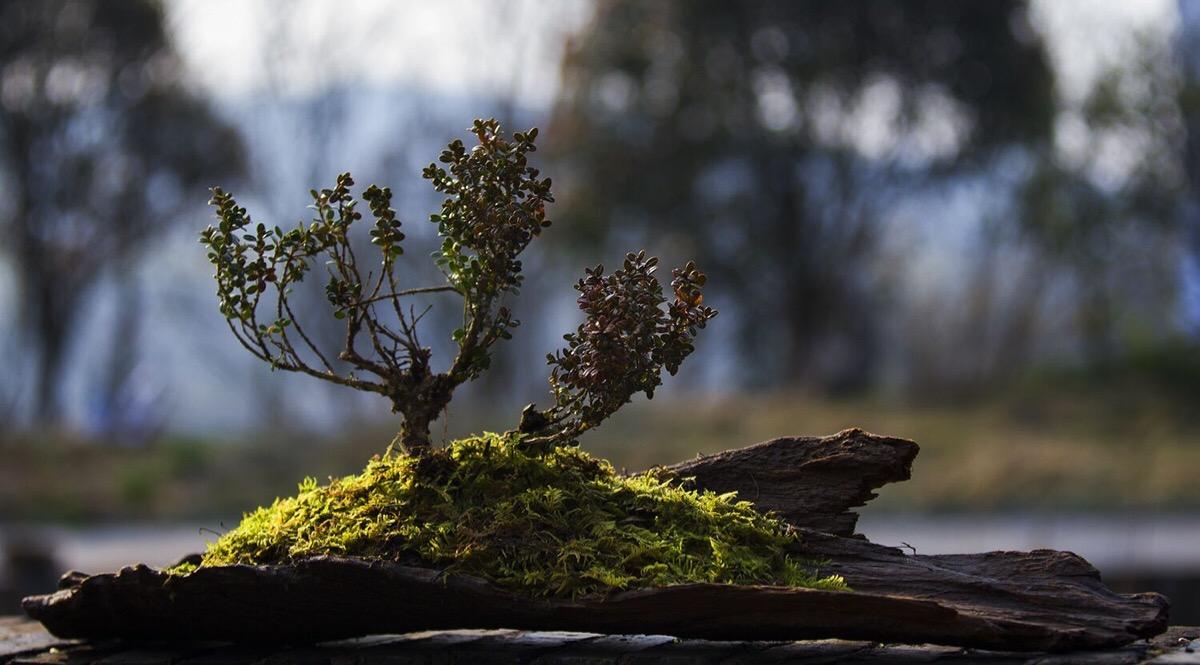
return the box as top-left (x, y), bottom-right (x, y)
top-left (0, 0), bottom-right (242, 425)
top-left (1177, 0), bottom-right (1200, 341)
top-left (1013, 51), bottom-right (1184, 365)
top-left (549, 0), bottom-right (1056, 389)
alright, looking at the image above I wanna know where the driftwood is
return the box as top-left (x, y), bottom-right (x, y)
top-left (664, 428), bottom-right (918, 536)
top-left (22, 428), bottom-right (1170, 652)
top-left (797, 530), bottom-right (1168, 651)
top-left (21, 554), bottom-right (1165, 652)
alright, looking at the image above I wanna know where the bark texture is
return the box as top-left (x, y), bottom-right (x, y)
top-left (664, 427), bottom-right (918, 536)
top-left (797, 530), bottom-right (1168, 651)
top-left (21, 554), bottom-right (1166, 652)
top-left (21, 428), bottom-right (1170, 651)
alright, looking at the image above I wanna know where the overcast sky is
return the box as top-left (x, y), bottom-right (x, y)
top-left (164, 0), bottom-right (1175, 106)
top-left (166, 0), bottom-right (592, 108)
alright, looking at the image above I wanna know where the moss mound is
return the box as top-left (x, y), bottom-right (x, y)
top-left (194, 433), bottom-right (846, 597)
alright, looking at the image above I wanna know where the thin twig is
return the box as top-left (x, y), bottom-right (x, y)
top-left (354, 284), bottom-right (459, 307)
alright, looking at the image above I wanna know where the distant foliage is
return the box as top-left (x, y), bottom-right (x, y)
top-left (548, 0), bottom-right (1058, 390)
top-left (0, 0), bottom-right (243, 425)
top-left (201, 119), bottom-right (715, 452)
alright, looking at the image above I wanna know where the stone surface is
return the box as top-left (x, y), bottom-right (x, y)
top-left (2, 619), bottom-right (1199, 664)
top-left (1150, 638), bottom-right (1200, 663)
top-left (0, 616), bottom-right (72, 661)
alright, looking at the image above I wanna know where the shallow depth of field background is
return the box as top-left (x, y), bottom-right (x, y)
top-left (2, 0), bottom-right (1199, 621)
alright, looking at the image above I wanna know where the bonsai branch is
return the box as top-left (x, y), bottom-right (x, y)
top-left (200, 119), bottom-right (715, 454)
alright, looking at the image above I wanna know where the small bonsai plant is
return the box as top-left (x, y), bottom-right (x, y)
top-left (200, 118), bottom-right (715, 454)
top-left (193, 120), bottom-right (844, 597)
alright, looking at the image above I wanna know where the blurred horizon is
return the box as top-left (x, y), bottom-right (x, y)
top-left (3, 0), bottom-right (1198, 438)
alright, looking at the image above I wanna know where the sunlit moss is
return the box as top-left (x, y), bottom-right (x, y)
top-left (190, 432), bottom-right (846, 598)
top-left (168, 560), bottom-right (198, 575)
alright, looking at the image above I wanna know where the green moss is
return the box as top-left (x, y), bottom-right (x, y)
top-left (194, 432), bottom-right (846, 597)
top-left (169, 560), bottom-right (198, 576)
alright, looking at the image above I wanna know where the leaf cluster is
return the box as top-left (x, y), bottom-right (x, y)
top-left (422, 119), bottom-right (554, 382)
top-left (199, 172), bottom-right (431, 400)
top-left (529, 252), bottom-right (717, 444)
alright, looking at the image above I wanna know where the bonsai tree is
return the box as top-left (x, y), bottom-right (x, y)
top-left (200, 119), bottom-right (715, 453)
top-left (129, 121), bottom-right (844, 601)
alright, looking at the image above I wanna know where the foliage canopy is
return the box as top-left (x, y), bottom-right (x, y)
top-left (200, 119), bottom-right (715, 452)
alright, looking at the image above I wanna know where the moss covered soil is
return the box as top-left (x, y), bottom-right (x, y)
top-left (187, 433), bottom-right (845, 598)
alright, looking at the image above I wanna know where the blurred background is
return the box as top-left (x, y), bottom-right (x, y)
top-left (2, 0), bottom-right (1199, 621)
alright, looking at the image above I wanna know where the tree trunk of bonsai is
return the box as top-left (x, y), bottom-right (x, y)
top-left (394, 376), bottom-right (454, 454)
top-left (399, 418), bottom-right (432, 454)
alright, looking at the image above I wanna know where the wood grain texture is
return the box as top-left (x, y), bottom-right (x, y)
top-left (21, 552), bottom-right (1167, 653)
top-left (796, 530), bottom-right (1169, 652)
top-left (663, 428), bottom-right (918, 536)
top-left (17, 429), bottom-right (1170, 653)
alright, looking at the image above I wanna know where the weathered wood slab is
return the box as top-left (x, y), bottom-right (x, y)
top-left (664, 428), bottom-right (918, 536)
top-left (795, 530), bottom-right (1169, 653)
top-left (1, 618), bottom-right (1196, 664)
top-left (18, 429), bottom-right (1170, 653)
top-left (669, 431), bottom-right (1169, 651)
top-left (21, 554), bottom-right (1166, 653)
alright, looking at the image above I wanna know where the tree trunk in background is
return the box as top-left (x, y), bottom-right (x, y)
top-left (26, 246), bottom-right (86, 425)
top-left (1178, 0), bottom-right (1200, 338)
top-left (763, 153), bottom-right (818, 387)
